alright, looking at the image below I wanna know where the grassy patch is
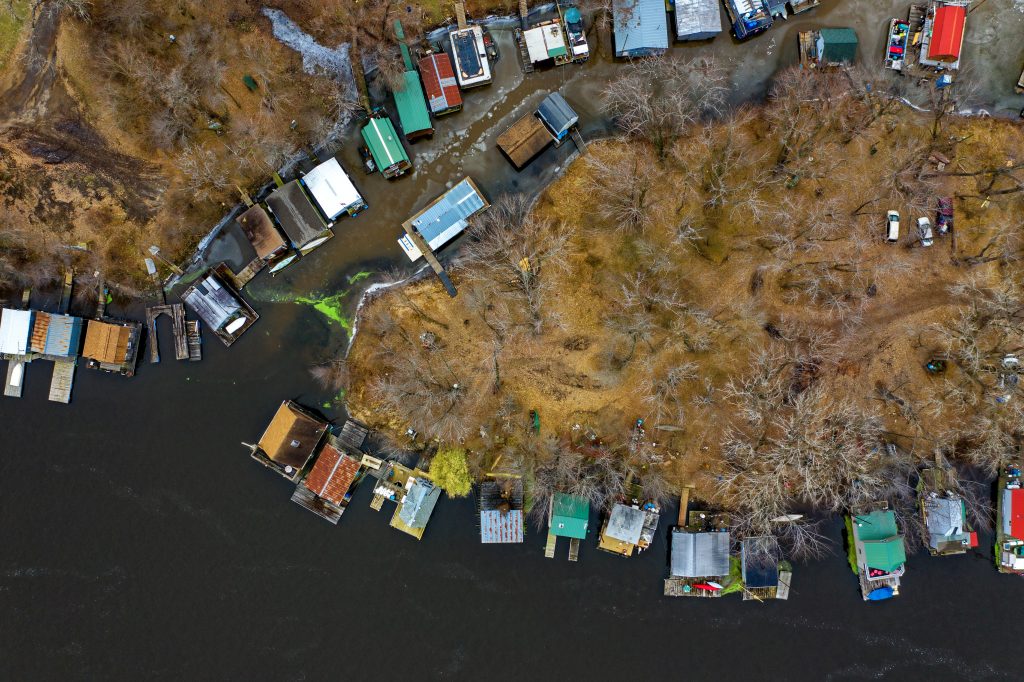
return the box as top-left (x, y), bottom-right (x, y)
top-left (0, 1), bottom-right (29, 72)
top-left (844, 516), bottom-right (858, 575)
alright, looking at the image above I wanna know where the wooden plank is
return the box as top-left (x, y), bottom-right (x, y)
top-left (455, 1), bottom-right (467, 29)
top-left (777, 571), bottom-right (793, 600)
top-left (678, 486), bottom-right (693, 527)
top-left (544, 532), bottom-right (557, 558)
top-left (568, 537), bottom-right (580, 562)
top-left (186, 321), bottom-right (202, 361)
top-left (48, 359), bottom-right (75, 403)
top-left (59, 269), bottom-right (73, 314)
top-left (400, 222), bottom-right (457, 297)
top-left (370, 493), bottom-right (386, 511)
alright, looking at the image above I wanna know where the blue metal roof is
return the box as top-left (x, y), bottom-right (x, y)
top-left (43, 314), bottom-right (83, 357)
top-left (613, 0), bottom-right (668, 56)
top-left (481, 509), bottom-right (524, 543)
top-left (537, 92), bottom-right (578, 138)
top-left (411, 178), bottom-right (487, 243)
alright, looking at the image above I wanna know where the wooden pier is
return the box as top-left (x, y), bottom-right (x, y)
top-left (401, 222), bottom-right (458, 298)
top-left (4, 358), bottom-right (26, 398)
top-left (544, 532), bottom-right (557, 558)
top-left (777, 570), bottom-right (793, 600)
top-left (145, 304), bottom-right (188, 363)
top-left (186, 320), bottom-right (202, 361)
top-left (48, 359), bottom-right (75, 403)
top-left (568, 537), bottom-right (580, 562)
top-left (455, 1), bottom-right (467, 29)
top-left (59, 269), bottom-right (73, 314)
top-left (336, 419), bottom-right (369, 453)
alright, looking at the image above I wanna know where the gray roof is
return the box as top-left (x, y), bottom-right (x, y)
top-left (182, 274), bottom-right (242, 331)
top-left (670, 529), bottom-right (730, 578)
top-left (924, 495), bottom-right (967, 548)
top-left (741, 536), bottom-right (779, 588)
top-left (605, 504), bottom-right (646, 544)
top-left (411, 178), bottom-right (486, 243)
top-left (265, 181), bottom-right (328, 249)
top-left (674, 0), bottom-right (722, 38)
top-left (537, 92), bottom-right (578, 137)
top-left (398, 478), bottom-right (441, 529)
top-left (613, 0), bottom-right (668, 55)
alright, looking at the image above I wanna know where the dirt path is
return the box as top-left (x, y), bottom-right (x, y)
top-left (0, 5), bottom-right (63, 126)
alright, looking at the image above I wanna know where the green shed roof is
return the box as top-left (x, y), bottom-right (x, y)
top-left (853, 509), bottom-right (898, 541)
top-left (393, 71), bottom-right (432, 138)
top-left (820, 27), bottom-right (858, 63)
top-left (863, 537), bottom-right (906, 573)
top-left (551, 492), bottom-right (589, 539)
top-left (360, 116), bottom-right (410, 173)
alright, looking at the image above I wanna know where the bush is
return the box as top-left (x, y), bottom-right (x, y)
top-left (431, 447), bottom-right (472, 498)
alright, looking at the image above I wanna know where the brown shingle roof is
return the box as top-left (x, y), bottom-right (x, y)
top-left (257, 401), bottom-right (328, 472)
top-left (82, 320), bottom-right (130, 364)
top-left (303, 444), bottom-right (360, 505)
top-left (236, 204), bottom-right (286, 260)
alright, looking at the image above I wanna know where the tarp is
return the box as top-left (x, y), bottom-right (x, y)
top-left (928, 4), bottom-right (965, 61)
top-left (0, 309), bottom-right (32, 355)
top-left (300, 157), bottom-right (363, 221)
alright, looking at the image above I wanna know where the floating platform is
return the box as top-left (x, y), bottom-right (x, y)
top-left (186, 320), bottom-right (202, 361)
top-left (48, 359), bottom-right (75, 403)
top-left (145, 303), bottom-right (188, 363)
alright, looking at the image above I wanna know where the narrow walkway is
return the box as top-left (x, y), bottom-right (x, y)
top-left (48, 359), bottom-right (75, 404)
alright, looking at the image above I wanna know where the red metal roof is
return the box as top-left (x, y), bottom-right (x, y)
top-left (928, 4), bottom-right (965, 61)
top-left (1011, 489), bottom-right (1024, 541)
top-left (303, 444), bottom-right (360, 505)
top-left (418, 53), bottom-right (462, 115)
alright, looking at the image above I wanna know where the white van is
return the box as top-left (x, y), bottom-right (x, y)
top-left (886, 210), bottom-right (900, 243)
top-left (918, 217), bottom-right (934, 247)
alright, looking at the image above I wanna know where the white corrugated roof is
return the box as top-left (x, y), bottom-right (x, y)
top-left (301, 157), bottom-right (362, 221)
top-left (0, 309), bottom-right (32, 355)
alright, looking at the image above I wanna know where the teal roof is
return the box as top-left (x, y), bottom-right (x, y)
top-left (393, 71), bottom-right (432, 138)
top-left (360, 116), bottom-right (410, 174)
top-left (853, 510), bottom-right (898, 541)
top-left (551, 493), bottom-right (589, 539)
top-left (863, 537), bottom-right (906, 573)
top-left (820, 27), bottom-right (858, 63)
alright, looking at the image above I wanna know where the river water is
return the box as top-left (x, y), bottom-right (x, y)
top-left (4, 1), bottom-right (1024, 678)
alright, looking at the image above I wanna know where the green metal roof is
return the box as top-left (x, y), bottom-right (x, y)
top-left (820, 27), bottom-right (858, 63)
top-left (863, 538), bottom-right (906, 573)
top-left (853, 510), bottom-right (898, 541)
top-left (551, 492), bottom-right (589, 539)
top-left (360, 116), bottom-right (410, 172)
top-left (393, 71), bottom-right (432, 138)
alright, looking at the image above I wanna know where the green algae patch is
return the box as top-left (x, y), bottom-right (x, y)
top-left (295, 292), bottom-right (351, 331)
top-left (347, 271), bottom-right (372, 285)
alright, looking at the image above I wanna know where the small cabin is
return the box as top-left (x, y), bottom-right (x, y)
top-left (392, 475), bottom-right (441, 540)
top-left (291, 436), bottom-right (364, 524)
top-left (29, 312), bottom-right (83, 359)
top-left (236, 204), bottom-right (288, 263)
top-left (249, 400), bottom-right (329, 482)
top-left (522, 21), bottom-right (570, 67)
top-left (480, 479), bottom-right (525, 544)
top-left (81, 318), bottom-right (142, 376)
top-left (921, 1), bottom-right (967, 69)
top-left (301, 157), bottom-right (367, 223)
top-left (181, 270), bottom-right (259, 347)
top-left (537, 92), bottom-right (578, 142)
top-left (0, 308), bottom-right (32, 356)
top-left (497, 113), bottom-right (552, 169)
top-left (849, 505), bottom-right (907, 601)
top-left (598, 502), bottom-right (660, 557)
top-left (397, 177), bottom-right (489, 261)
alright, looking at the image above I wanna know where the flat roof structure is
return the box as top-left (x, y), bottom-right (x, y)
top-left (497, 113), bottom-right (553, 169)
top-left (612, 0), bottom-right (668, 57)
top-left (236, 204), bottom-right (287, 261)
top-left (0, 309), bottom-right (33, 355)
top-left (29, 312), bottom-right (83, 358)
top-left (450, 26), bottom-right (492, 88)
top-left (419, 52), bottom-right (462, 116)
top-left (181, 271), bottom-right (258, 346)
top-left (391, 476), bottom-right (441, 539)
top-left (253, 400), bottom-right (329, 481)
top-left (670, 529), bottom-right (730, 578)
top-left (674, 0), bottom-right (722, 41)
top-left (300, 157), bottom-right (365, 222)
top-left (550, 492), bottom-right (589, 539)
top-left (397, 177), bottom-right (489, 261)
top-left (523, 22), bottom-right (568, 64)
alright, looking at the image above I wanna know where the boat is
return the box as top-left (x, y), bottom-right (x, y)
top-left (885, 18), bottom-right (910, 71)
top-left (10, 363), bottom-right (23, 387)
top-left (867, 586), bottom-right (894, 601)
top-left (562, 5), bottom-right (589, 62)
top-left (724, 0), bottom-right (774, 41)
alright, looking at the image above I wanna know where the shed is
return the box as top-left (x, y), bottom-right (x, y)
top-left (863, 538), bottom-right (907, 573)
top-left (670, 529), bottom-right (730, 578)
top-left (1002, 488), bottom-right (1024, 540)
top-left (818, 27), bottom-right (858, 64)
top-left (393, 70), bottom-right (434, 140)
top-left (928, 3), bottom-right (966, 62)
top-left (924, 495), bottom-right (971, 551)
top-left (254, 400), bottom-right (328, 481)
top-left (536, 92), bottom-right (578, 141)
top-left (397, 177), bottom-right (489, 261)
top-left (550, 492), bottom-right (589, 539)
top-left (674, 0), bottom-right (722, 41)
top-left (480, 479), bottom-right (524, 544)
top-left (0, 309), bottom-right (32, 355)
top-left (303, 443), bottom-right (361, 506)
top-left (360, 115), bottom-right (412, 179)
top-left (612, 0), bottom-right (668, 57)
top-left (418, 52), bottom-right (462, 116)
top-left (29, 312), bottom-right (83, 357)
top-left (523, 23), bottom-right (568, 64)
top-left (181, 271), bottom-right (258, 346)
top-left (605, 504), bottom-right (646, 545)
top-left (265, 181), bottom-right (333, 252)
top-left (300, 157), bottom-right (366, 221)
top-left (236, 204), bottom-right (287, 261)
top-left (497, 113), bottom-right (552, 169)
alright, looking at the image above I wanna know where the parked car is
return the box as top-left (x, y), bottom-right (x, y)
top-left (936, 197), bottom-right (953, 234)
top-left (918, 217), bottom-right (934, 247)
top-left (886, 210), bottom-right (900, 242)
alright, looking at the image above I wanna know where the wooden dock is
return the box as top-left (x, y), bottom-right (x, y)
top-left (59, 269), bottom-right (73, 314)
top-left (4, 358), bottom-right (26, 398)
top-left (336, 419), bottom-right (369, 453)
top-left (370, 493), bottom-right (387, 511)
top-left (568, 537), bottom-right (580, 562)
top-left (455, 1), bottom-right (467, 29)
top-left (544, 532), bottom-right (557, 558)
top-left (400, 222), bottom-right (457, 298)
top-left (145, 304), bottom-right (188, 363)
top-left (777, 570), bottom-right (793, 600)
top-left (48, 359), bottom-right (75, 403)
top-left (186, 320), bottom-right (202, 361)
top-left (664, 578), bottom-right (723, 598)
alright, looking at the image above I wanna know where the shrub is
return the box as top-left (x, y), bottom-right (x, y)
top-left (431, 447), bottom-right (472, 498)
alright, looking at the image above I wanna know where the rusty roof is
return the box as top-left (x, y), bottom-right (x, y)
top-left (236, 204), bottom-right (287, 260)
top-left (303, 443), bottom-right (360, 505)
top-left (497, 114), bottom-right (552, 168)
top-left (82, 320), bottom-right (131, 364)
top-left (257, 401), bottom-right (328, 472)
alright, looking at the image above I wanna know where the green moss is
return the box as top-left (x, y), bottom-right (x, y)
top-left (347, 271), bottom-right (372, 285)
top-left (720, 556), bottom-right (744, 595)
top-left (0, 1), bottom-right (28, 72)
top-left (844, 516), bottom-right (858, 574)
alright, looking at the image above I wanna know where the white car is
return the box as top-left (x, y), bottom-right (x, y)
top-left (918, 217), bottom-right (934, 247)
top-left (886, 210), bottom-right (900, 242)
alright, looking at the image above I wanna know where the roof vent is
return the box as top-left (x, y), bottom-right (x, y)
top-left (290, 439), bottom-right (301, 448)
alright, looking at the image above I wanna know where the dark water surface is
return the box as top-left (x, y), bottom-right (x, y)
top-left (4, 1), bottom-right (1024, 678)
